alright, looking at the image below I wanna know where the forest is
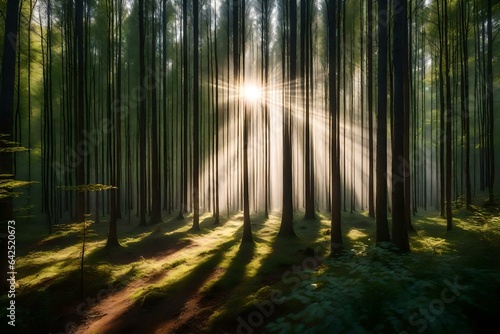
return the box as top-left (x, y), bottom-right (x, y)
top-left (0, 0), bottom-right (499, 333)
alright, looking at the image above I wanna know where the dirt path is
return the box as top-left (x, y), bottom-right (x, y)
top-left (73, 249), bottom-right (226, 334)
top-left (74, 277), bottom-right (147, 334)
top-left (150, 267), bottom-right (225, 334)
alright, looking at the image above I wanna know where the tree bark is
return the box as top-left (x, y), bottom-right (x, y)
top-left (138, 0), bottom-right (147, 226)
top-left (392, 0), bottom-right (410, 252)
top-left (487, 0), bottom-right (495, 205)
top-left (460, 0), bottom-right (472, 210)
top-left (328, 0), bottom-right (342, 254)
top-left (303, 0), bottom-right (316, 220)
top-left (444, 0), bottom-right (453, 231)
top-left (367, 0), bottom-right (374, 218)
top-left (178, 0), bottom-right (189, 219)
top-left (75, 0), bottom-right (86, 224)
top-left (192, 0), bottom-right (200, 230)
top-left (150, 0), bottom-right (162, 225)
top-left (279, 0), bottom-right (296, 237)
top-left (376, 0), bottom-right (390, 243)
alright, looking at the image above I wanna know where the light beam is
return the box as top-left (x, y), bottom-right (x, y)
top-left (242, 84), bottom-right (262, 103)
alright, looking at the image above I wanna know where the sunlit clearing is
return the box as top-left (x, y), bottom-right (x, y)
top-left (346, 228), bottom-right (368, 241)
top-left (242, 83), bottom-right (262, 103)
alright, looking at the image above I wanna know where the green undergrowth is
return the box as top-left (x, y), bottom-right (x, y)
top-left (2, 203), bottom-right (500, 333)
top-left (132, 212), bottom-right (325, 310)
top-left (262, 205), bottom-right (500, 334)
top-left (0, 211), bottom-right (236, 332)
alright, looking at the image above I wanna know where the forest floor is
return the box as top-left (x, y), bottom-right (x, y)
top-left (2, 196), bottom-right (500, 334)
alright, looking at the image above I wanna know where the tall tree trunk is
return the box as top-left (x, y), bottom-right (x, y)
top-left (214, 2), bottom-right (220, 225)
top-left (376, 0), bottom-right (390, 243)
top-left (162, 0), bottom-right (169, 211)
top-left (303, 0), bottom-right (316, 220)
top-left (328, 0), bottom-right (342, 254)
top-left (404, 0), bottom-right (414, 232)
top-left (178, 0), bottom-right (188, 219)
top-left (360, 1), bottom-right (365, 211)
top-left (240, 0), bottom-right (253, 242)
top-left (150, 1), bottom-right (161, 225)
top-left (75, 0), bottom-right (86, 302)
top-left (437, 0), bottom-right (445, 217)
top-left (115, 0), bottom-right (123, 219)
top-left (192, 0), bottom-right (200, 230)
top-left (241, 104), bottom-right (253, 242)
top-left (487, 0), bottom-right (495, 205)
top-left (460, 0), bottom-right (472, 210)
top-left (392, 0), bottom-right (410, 252)
top-left (107, 0), bottom-right (120, 247)
top-left (262, 0), bottom-right (271, 220)
top-left (444, 0), bottom-right (453, 231)
top-left (279, 0), bottom-right (296, 237)
top-left (367, 0), bottom-right (374, 218)
top-left (27, 0), bottom-right (33, 216)
top-left (75, 0), bottom-right (85, 224)
top-left (138, 0), bottom-right (147, 226)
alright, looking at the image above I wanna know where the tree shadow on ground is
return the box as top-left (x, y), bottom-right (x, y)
top-left (204, 227), bottom-right (322, 332)
top-left (90, 236), bottom-right (240, 334)
top-left (84, 229), bottom-right (192, 265)
top-left (17, 265), bottom-right (118, 334)
top-left (205, 241), bottom-right (255, 296)
top-left (85, 212), bottom-right (232, 265)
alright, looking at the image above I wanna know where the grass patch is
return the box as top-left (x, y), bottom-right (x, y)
top-left (6, 204), bottom-right (500, 333)
top-left (262, 206), bottom-right (500, 334)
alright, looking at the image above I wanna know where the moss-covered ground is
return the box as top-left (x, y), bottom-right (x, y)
top-left (2, 198), bottom-right (499, 333)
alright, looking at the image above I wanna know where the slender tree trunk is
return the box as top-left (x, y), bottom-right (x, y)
top-left (437, 0), bottom-right (445, 217)
top-left (328, 0), bottom-right (342, 254)
top-left (309, 1), bottom-right (316, 217)
top-left (279, 0), bottom-right (296, 237)
top-left (214, 3), bottom-right (220, 225)
top-left (178, 0), bottom-right (188, 219)
top-left (115, 0), bottom-right (123, 219)
top-left (367, 0), bottom-right (374, 218)
top-left (404, 0), bottom-right (414, 232)
top-left (27, 0), bottom-right (33, 216)
top-left (164, 16), bottom-right (171, 212)
top-left (487, 0), bottom-right (495, 205)
top-left (75, 0), bottom-right (85, 224)
top-left (75, 0), bottom-right (86, 302)
top-left (444, 0), bottom-right (453, 230)
top-left (192, 0), bottom-right (200, 230)
top-left (263, 0), bottom-right (271, 220)
top-left (240, 0), bottom-right (253, 242)
top-left (460, 0), bottom-right (472, 210)
top-left (150, 1), bottom-right (161, 225)
top-left (303, 0), bottom-right (316, 220)
top-left (392, 0), bottom-right (410, 252)
top-left (376, 0), bottom-right (390, 243)
top-left (242, 103), bottom-right (253, 242)
top-left (107, 0), bottom-right (120, 247)
top-left (360, 1), bottom-right (365, 211)
top-left (138, 0), bottom-right (147, 226)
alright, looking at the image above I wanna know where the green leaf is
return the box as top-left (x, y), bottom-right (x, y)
top-left (0, 189), bottom-right (23, 199)
top-left (0, 179), bottom-right (37, 189)
top-left (58, 184), bottom-right (118, 192)
top-left (0, 146), bottom-right (30, 153)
